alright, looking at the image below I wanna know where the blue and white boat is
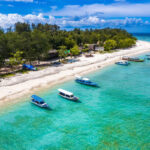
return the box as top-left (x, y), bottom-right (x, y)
top-left (115, 61), bottom-right (130, 66)
top-left (58, 89), bottom-right (79, 101)
top-left (31, 95), bottom-right (49, 108)
top-left (75, 76), bottom-right (99, 87)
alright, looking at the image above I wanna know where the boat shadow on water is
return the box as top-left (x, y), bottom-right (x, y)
top-left (59, 97), bottom-right (82, 103)
top-left (31, 103), bottom-right (52, 111)
top-left (45, 106), bottom-right (52, 110)
top-left (73, 99), bottom-right (82, 103)
top-left (76, 83), bottom-right (100, 88)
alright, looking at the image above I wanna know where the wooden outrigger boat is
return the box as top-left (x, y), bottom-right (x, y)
top-left (122, 56), bottom-right (144, 62)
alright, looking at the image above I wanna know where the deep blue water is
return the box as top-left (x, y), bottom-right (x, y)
top-left (133, 33), bottom-right (150, 42)
top-left (0, 35), bottom-right (150, 150)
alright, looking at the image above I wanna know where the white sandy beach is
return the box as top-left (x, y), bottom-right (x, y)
top-left (0, 40), bottom-right (150, 103)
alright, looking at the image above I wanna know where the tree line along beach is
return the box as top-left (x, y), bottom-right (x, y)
top-left (0, 23), bottom-right (150, 104)
top-left (0, 23), bottom-right (150, 103)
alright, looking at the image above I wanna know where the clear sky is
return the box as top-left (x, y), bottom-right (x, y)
top-left (0, 0), bottom-right (150, 33)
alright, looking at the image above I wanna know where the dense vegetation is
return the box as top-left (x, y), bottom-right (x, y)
top-left (0, 22), bottom-right (136, 68)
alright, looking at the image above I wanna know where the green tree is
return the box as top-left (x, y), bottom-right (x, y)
top-left (104, 40), bottom-right (117, 51)
top-left (7, 50), bottom-right (24, 72)
top-left (83, 44), bottom-right (88, 48)
top-left (31, 29), bottom-right (50, 63)
top-left (65, 38), bottom-right (76, 49)
top-left (6, 32), bottom-right (23, 54)
top-left (15, 22), bottom-right (31, 33)
top-left (58, 46), bottom-right (67, 61)
top-left (0, 56), bottom-right (4, 67)
top-left (82, 48), bottom-right (89, 53)
top-left (124, 38), bottom-right (136, 47)
top-left (118, 38), bottom-right (136, 49)
top-left (0, 34), bottom-right (8, 65)
top-left (70, 45), bottom-right (80, 57)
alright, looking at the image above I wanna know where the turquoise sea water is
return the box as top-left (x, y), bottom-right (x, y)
top-left (1, 35), bottom-right (150, 150)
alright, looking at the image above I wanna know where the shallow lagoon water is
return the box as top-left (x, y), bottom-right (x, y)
top-left (1, 55), bottom-right (150, 149)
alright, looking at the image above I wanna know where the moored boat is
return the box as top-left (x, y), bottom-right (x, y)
top-left (122, 56), bottom-right (144, 62)
top-left (58, 89), bottom-right (79, 101)
top-left (23, 64), bottom-right (37, 71)
top-left (85, 53), bottom-right (93, 57)
top-left (31, 95), bottom-right (49, 108)
top-left (115, 61), bottom-right (130, 66)
top-left (122, 56), bottom-right (129, 60)
top-left (75, 76), bottom-right (99, 87)
top-left (131, 58), bottom-right (144, 62)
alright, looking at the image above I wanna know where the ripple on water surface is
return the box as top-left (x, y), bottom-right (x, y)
top-left (0, 54), bottom-right (150, 149)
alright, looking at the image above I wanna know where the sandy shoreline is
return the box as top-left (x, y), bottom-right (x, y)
top-left (1, 40), bottom-right (150, 104)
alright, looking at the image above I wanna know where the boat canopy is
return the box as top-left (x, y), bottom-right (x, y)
top-left (58, 89), bottom-right (73, 96)
top-left (76, 76), bottom-right (90, 81)
top-left (118, 60), bottom-right (127, 63)
top-left (23, 64), bottom-right (36, 71)
top-left (83, 78), bottom-right (90, 81)
top-left (31, 95), bottom-right (44, 103)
